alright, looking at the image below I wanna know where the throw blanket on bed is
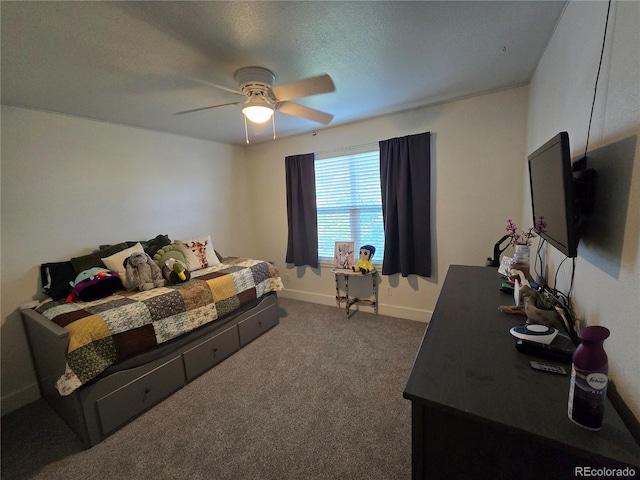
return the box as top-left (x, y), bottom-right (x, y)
top-left (36, 258), bottom-right (283, 395)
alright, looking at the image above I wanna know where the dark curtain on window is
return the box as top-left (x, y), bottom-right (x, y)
top-left (379, 132), bottom-right (431, 277)
top-left (285, 153), bottom-right (319, 268)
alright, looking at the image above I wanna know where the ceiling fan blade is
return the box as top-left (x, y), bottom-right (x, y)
top-left (186, 76), bottom-right (245, 97)
top-left (174, 102), bottom-right (242, 116)
top-left (271, 74), bottom-right (335, 102)
top-left (277, 102), bottom-right (334, 124)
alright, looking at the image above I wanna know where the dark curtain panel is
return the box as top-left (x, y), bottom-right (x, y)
top-left (285, 153), bottom-right (319, 268)
top-left (379, 132), bottom-right (431, 277)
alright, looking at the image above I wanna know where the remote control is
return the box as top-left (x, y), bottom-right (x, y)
top-left (530, 360), bottom-right (567, 375)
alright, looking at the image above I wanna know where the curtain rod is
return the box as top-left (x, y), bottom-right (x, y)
top-left (315, 141), bottom-right (379, 157)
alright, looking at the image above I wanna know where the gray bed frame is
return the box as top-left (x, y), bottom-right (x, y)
top-left (21, 292), bottom-right (279, 448)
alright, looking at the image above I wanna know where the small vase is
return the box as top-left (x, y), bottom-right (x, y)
top-left (568, 326), bottom-right (610, 430)
top-left (512, 245), bottom-right (531, 278)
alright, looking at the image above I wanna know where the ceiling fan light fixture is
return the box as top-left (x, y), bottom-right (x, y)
top-left (177, 67), bottom-right (334, 131)
top-left (242, 104), bottom-right (274, 124)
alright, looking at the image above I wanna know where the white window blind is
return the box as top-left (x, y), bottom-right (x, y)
top-left (315, 150), bottom-right (385, 263)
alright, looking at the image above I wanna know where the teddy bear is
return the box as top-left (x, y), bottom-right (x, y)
top-left (124, 252), bottom-right (165, 291)
top-left (352, 245), bottom-right (376, 274)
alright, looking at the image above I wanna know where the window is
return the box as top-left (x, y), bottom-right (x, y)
top-left (315, 150), bottom-right (385, 264)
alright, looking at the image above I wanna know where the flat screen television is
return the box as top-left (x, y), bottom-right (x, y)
top-left (528, 132), bottom-right (580, 258)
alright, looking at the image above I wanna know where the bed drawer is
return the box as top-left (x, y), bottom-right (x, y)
top-left (182, 325), bottom-right (240, 381)
top-left (237, 302), bottom-right (279, 346)
top-left (96, 355), bottom-right (185, 435)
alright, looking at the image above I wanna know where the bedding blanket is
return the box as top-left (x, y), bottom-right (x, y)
top-left (36, 258), bottom-right (283, 395)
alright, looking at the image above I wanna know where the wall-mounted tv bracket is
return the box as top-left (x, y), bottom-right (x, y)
top-left (573, 162), bottom-right (597, 231)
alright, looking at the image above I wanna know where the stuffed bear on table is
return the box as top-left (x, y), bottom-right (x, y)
top-left (125, 252), bottom-right (165, 291)
top-left (352, 245), bottom-right (376, 274)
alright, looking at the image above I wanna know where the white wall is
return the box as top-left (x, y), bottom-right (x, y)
top-left (526, 1), bottom-right (640, 417)
top-left (0, 107), bottom-right (254, 414)
top-left (245, 86), bottom-right (529, 321)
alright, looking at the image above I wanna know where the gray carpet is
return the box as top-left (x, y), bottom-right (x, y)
top-left (1, 298), bottom-right (427, 480)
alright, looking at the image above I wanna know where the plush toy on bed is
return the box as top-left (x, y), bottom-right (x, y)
top-left (153, 244), bottom-right (188, 268)
top-left (124, 252), bottom-right (165, 291)
top-left (66, 267), bottom-right (123, 303)
top-left (163, 258), bottom-right (191, 284)
top-left (352, 245), bottom-right (376, 274)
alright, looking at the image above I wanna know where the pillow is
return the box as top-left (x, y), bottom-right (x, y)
top-left (99, 235), bottom-right (171, 258)
top-left (175, 235), bottom-right (221, 271)
top-left (101, 242), bottom-right (144, 290)
top-left (40, 261), bottom-right (76, 300)
top-left (70, 242), bottom-right (129, 275)
top-left (144, 234), bottom-right (172, 258)
top-left (70, 268), bottom-right (122, 302)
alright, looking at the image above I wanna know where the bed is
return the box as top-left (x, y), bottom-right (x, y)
top-left (21, 245), bottom-right (283, 448)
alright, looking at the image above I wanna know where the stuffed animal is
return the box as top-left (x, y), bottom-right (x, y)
top-left (153, 244), bottom-right (189, 269)
top-left (125, 252), bottom-right (165, 291)
top-left (352, 245), bottom-right (376, 274)
top-left (66, 267), bottom-right (122, 303)
top-left (163, 258), bottom-right (191, 284)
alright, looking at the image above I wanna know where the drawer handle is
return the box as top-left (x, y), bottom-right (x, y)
top-left (144, 387), bottom-right (151, 394)
top-left (212, 347), bottom-right (218, 357)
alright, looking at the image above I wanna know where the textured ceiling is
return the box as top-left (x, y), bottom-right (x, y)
top-left (1, 1), bottom-right (567, 146)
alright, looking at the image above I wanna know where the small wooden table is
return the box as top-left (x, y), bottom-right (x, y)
top-left (331, 269), bottom-right (378, 318)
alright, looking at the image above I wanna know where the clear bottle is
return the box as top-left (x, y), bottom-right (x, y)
top-left (512, 245), bottom-right (530, 278)
top-left (568, 326), bottom-right (610, 430)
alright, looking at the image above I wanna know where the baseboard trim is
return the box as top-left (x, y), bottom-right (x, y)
top-left (1, 382), bottom-right (40, 416)
top-left (279, 289), bottom-right (431, 323)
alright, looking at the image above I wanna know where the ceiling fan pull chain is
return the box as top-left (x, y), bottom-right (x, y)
top-left (244, 116), bottom-right (250, 144)
top-left (272, 115), bottom-right (277, 140)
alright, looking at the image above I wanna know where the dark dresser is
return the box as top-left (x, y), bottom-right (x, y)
top-left (403, 265), bottom-right (640, 479)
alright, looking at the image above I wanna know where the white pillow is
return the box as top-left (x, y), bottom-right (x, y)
top-left (175, 235), bottom-right (220, 271)
top-left (102, 242), bottom-right (145, 290)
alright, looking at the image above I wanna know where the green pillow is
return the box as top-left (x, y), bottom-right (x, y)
top-left (144, 234), bottom-right (172, 258)
top-left (70, 242), bottom-right (129, 275)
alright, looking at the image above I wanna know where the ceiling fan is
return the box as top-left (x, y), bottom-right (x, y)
top-left (176, 67), bottom-right (336, 134)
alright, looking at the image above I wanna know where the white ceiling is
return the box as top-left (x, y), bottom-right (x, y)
top-left (1, 1), bottom-right (567, 146)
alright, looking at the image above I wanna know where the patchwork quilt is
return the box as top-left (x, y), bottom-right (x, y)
top-left (36, 258), bottom-right (283, 395)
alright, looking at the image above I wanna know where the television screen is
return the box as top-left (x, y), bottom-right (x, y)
top-left (528, 132), bottom-right (578, 258)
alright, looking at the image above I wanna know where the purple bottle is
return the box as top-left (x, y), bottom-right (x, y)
top-left (568, 326), bottom-right (610, 430)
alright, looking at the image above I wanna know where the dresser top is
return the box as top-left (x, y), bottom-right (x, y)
top-left (403, 264), bottom-right (640, 467)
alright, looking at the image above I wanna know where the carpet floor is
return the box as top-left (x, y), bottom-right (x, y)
top-left (1, 298), bottom-right (427, 480)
